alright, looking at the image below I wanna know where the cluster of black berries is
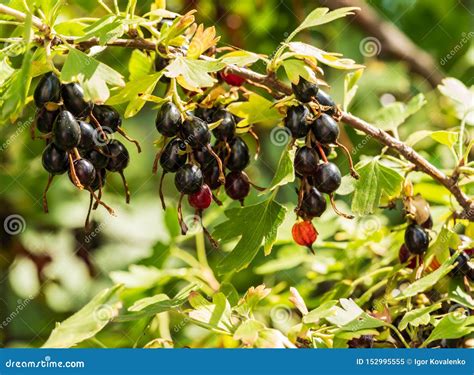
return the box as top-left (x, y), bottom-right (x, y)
top-left (33, 72), bottom-right (139, 226)
top-left (287, 78), bottom-right (354, 252)
top-left (154, 100), bottom-right (258, 242)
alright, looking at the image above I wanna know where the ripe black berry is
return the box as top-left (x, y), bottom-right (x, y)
top-left (399, 244), bottom-right (417, 269)
top-left (195, 107), bottom-right (216, 123)
top-left (194, 146), bottom-right (215, 171)
top-left (188, 184), bottom-right (212, 210)
top-left (211, 109), bottom-right (236, 141)
top-left (36, 108), bottom-right (58, 133)
top-left (181, 116), bottom-right (211, 149)
top-left (69, 159), bottom-right (96, 187)
top-left (85, 148), bottom-right (109, 170)
top-left (348, 335), bottom-right (373, 348)
top-left (312, 113), bottom-right (339, 144)
top-left (315, 89), bottom-right (336, 115)
top-left (314, 162), bottom-right (341, 193)
top-left (292, 77), bottom-right (319, 103)
top-left (34, 72), bottom-right (61, 107)
top-left (156, 102), bottom-right (181, 137)
top-left (78, 121), bottom-right (96, 151)
top-left (154, 55), bottom-right (171, 82)
top-left (203, 163), bottom-right (222, 190)
top-left (175, 164), bottom-right (203, 194)
top-left (160, 138), bottom-right (188, 173)
top-left (294, 146), bottom-right (319, 176)
top-left (299, 187), bottom-right (327, 219)
top-left (42, 143), bottom-right (68, 175)
top-left (226, 137), bottom-right (250, 171)
top-left (61, 83), bottom-right (92, 118)
top-left (284, 105), bottom-right (309, 139)
top-left (449, 251), bottom-right (472, 278)
top-left (90, 168), bottom-right (106, 191)
top-left (225, 171), bottom-right (250, 202)
top-left (53, 110), bottom-right (81, 151)
top-left (106, 140), bottom-right (129, 172)
top-left (92, 105), bottom-right (122, 132)
top-left (404, 224), bottom-right (429, 255)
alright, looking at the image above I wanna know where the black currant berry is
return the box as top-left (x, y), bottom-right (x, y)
top-left (195, 107), bottom-right (216, 123)
top-left (226, 137), bottom-right (250, 171)
top-left (449, 251), bottom-right (472, 278)
top-left (294, 146), bottom-right (319, 176)
top-left (194, 146), bottom-right (215, 171)
top-left (284, 105), bottom-right (310, 139)
top-left (211, 109), bottom-right (236, 141)
top-left (292, 77), bottom-right (318, 103)
top-left (78, 121), bottom-right (96, 151)
top-left (225, 171), bottom-right (250, 202)
top-left (92, 105), bottom-right (122, 132)
top-left (404, 224), bottom-right (429, 255)
top-left (312, 113), bottom-right (340, 144)
top-left (299, 187), bottom-right (327, 219)
top-left (34, 72), bottom-right (61, 108)
top-left (36, 108), bottom-right (58, 133)
top-left (315, 89), bottom-right (336, 115)
top-left (181, 116), bottom-right (211, 149)
top-left (203, 162), bottom-right (222, 190)
top-left (160, 138), bottom-right (188, 173)
top-left (154, 55), bottom-right (171, 83)
top-left (85, 148), bottom-right (109, 170)
top-left (69, 159), bottom-right (96, 187)
top-left (106, 140), bottom-right (129, 172)
top-left (52, 110), bottom-right (81, 151)
top-left (42, 143), bottom-right (68, 175)
top-left (348, 335), bottom-right (373, 348)
top-left (156, 102), bottom-right (181, 137)
top-left (175, 164), bottom-right (203, 194)
top-left (314, 162), bottom-right (341, 193)
top-left (61, 83), bottom-right (92, 118)
top-left (90, 168), bottom-right (106, 191)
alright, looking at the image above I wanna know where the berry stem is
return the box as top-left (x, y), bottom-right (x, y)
top-left (85, 193), bottom-right (94, 229)
top-left (119, 170), bottom-right (131, 204)
top-left (159, 172), bottom-right (167, 210)
top-left (89, 111), bottom-right (108, 141)
top-left (315, 143), bottom-right (328, 163)
top-left (152, 137), bottom-right (167, 174)
top-left (336, 141), bottom-right (359, 179)
top-left (68, 153), bottom-right (84, 190)
top-left (88, 188), bottom-right (116, 216)
top-left (177, 193), bottom-right (187, 235)
top-left (248, 128), bottom-right (260, 159)
top-left (329, 194), bottom-right (354, 219)
top-left (117, 127), bottom-right (142, 153)
top-left (42, 174), bottom-right (54, 213)
top-left (206, 144), bottom-right (225, 184)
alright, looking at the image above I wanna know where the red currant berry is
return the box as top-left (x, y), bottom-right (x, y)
top-left (292, 221), bottom-right (318, 249)
top-left (398, 244), bottom-right (417, 269)
top-left (219, 71), bottom-right (245, 86)
top-left (188, 184), bottom-right (212, 210)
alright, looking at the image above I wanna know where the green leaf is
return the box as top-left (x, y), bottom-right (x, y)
top-left (214, 197), bottom-right (287, 274)
top-left (61, 48), bottom-right (125, 102)
top-left (227, 93), bottom-right (284, 128)
top-left (425, 226), bottom-right (459, 265)
top-left (423, 314), bottom-right (474, 347)
top-left (374, 94), bottom-right (426, 131)
top-left (219, 50), bottom-right (261, 67)
top-left (42, 285), bottom-right (122, 348)
top-left (430, 130), bottom-right (459, 148)
top-left (233, 319), bottom-right (265, 346)
top-left (326, 299), bottom-right (385, 331)
top-left (303, 300), bottom-right (338, 324)
top-left (165, 56), bottom-right (224, 91)
top-left (343, 69), bottom-right (363, 111)
top-left (398, 303), bottom-right (442, 331)
top-left (395, 253), bottom-right (457, 300)
top-left (288, 7), bottom-right (359, 42)
top-left (448, 278), bottom-right (474, 309)
top-left (282, 59), bottom-right (316, 84)
top-left (351, 158), bottom-right (404, 215)
top-left (188, 292), bottom-right (234, 334)
top-left (128, 50), bottom-right (153, 81)
top-left (267, 147), bottom-right (295, 191)
top-left (106, 73), bottom-right (163, 117)
top-left (76, 15), bottom-right (126, 45)
top-left (288, 42), bottom-right (364, 70)
top-left (0, 58), bottom-right (14, 86)
top-left (109, 265), bottom-right (162, 289)
top-left (438, 78), bottom-right (474, 125)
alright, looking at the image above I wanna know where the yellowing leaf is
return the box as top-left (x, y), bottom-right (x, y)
top-left (166, 57), bottom-right (224, 91)
top-left (187, 24), bottom-right (220, 59)
top-left (227, 93), bottom-right (284, 128)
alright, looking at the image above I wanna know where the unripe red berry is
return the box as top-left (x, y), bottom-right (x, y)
top-left (292, 221), bottom-right (318, 250)
top-left (219, 71), bottom-right (245, 86)
top-left (188, 184), bottom-right (212, 210)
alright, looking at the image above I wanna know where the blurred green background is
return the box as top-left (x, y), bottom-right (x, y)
top-left (0, 0), bottom-right (471, 347)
